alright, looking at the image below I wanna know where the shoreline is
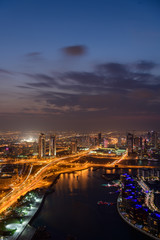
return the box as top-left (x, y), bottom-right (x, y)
top-left (117, 196), bottom-right (160, 240)
top-left (20, 166), bottom-right (159, 240)
top-left (23, 166), bottom-right (91, 239)
top-left (20, 166), bottom-right (147, 239)
top-left (28, 164), bottom-right (129, 228)
top-left (17, 174), bottom-right (61, 240)
top-left (30, 165), bottom-right (91, 220)
top-left (29, 173), bottom-right (61, 225)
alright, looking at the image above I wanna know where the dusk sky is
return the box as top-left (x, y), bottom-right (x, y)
top-left (0, 0), bottom-right (160, 131)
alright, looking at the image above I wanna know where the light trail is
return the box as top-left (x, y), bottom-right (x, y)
top-left (0, 147), bottom-right (139, 215)
top-left (138, 179), bottom-right (160, 212)
top-left (109, 151), bottom-right (128, 166)
top-left (0, 165), bottom-right (33, 205)
top-left (0, 148), bottom-right (94, 214)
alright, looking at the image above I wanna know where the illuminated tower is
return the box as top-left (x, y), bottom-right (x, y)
top-left (151, 131), bottom-right (157, 149)
top-left (127, 133), bottom-right (133, 154)
top-left (134, 136), bottom-right (139, 152)
top-left (147, 131), bottom-right (158, 148)
top-left (104, 138), bottom-right (108, 148)
top-left (38, 133), bottom-right (46, 158)
top-left (49, 135), bottom-right (56, 156)
top-left (71, 142), bottom-right (77, 154)
top-left (140, 136), bottom-right (143, 149)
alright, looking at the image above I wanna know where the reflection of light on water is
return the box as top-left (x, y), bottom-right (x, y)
top-left (73, 174), bottom-right (78, 190)
top-left (108, 169), bottom-right (116, 174)
top-left (68, 173), bottom-right (74, 192)
top-left (56, 168), bottom-right (110, 195)
top-left (79, 169), bottom-right (89, 190)
top-left (67, 170), bottom-right (89, 192)
top-left (56, 174), bottom-right (66, 194)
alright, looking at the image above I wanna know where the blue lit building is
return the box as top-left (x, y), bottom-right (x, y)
top-left (148, 212), bottom-right (160, 235)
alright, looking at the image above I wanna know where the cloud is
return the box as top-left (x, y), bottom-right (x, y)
top-left (25, 52), bottom-right (42, 57)
top-left (21, 61), bottom-right (159, 97)
top-left (22, 73), bottom-right (57, 88)
top-left (135, 60), bottom-right (157, 71)
top-left (24, 52), bottom-right (44, 62)
top-left (41, 104), bottom-right (107, 114)
top-left (11, 59), bottom-right (160, 130)
top-left (28, 82), bottom-right (53, 88)
top-left (128, 89), bottom-right (155, 100)
top-left (0, 68), bottom-right (13, 75)
top-left (97, 62), bottom-right (129, 76)
top-left (61, 45), bottom-right (87, 56)
top-left (17, 85), bottom-right (33, 89)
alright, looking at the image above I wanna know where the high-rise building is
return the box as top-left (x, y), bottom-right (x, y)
top-left (144, 139), bottom-right (147, 152)
top-left (147, 131), bottom-right (151, 142)
top-left (118, 136), bottom-right (121, 146)
top-left (140, 136), bottom-right (143, 149)
top-left (98, 133), bottom-right (102, 145)
top-left (103, 138), bottom-right (108, 148)
top-left (134, 136), bottom-right (139, 152)
top-left (151, 131), bottom-right (158, 149)
top-left (71, 141), bottom-right (77, 154)
top-left (33, 141), bottom-right (38, 155)
top-left (49, 135), bottom-right (56, 156)
top-left (127, 133), bottom-right (134, 154)
top-left (133, 136), bottom-right (143, 153)
top-left (39, 133), bottom-right (46, 158)
top-left (147, 131), bottom-right (158, 148)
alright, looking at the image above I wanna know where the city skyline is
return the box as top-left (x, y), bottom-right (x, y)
top-left (0, 127), bottom-right (160, 239)
top-left (0, 0), bottom-right (160, 131)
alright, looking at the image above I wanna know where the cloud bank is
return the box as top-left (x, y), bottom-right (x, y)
top-left (0, 57), bottom-right (160, 130)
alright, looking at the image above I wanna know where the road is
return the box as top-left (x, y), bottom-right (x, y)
top-left (0, 148), bottom-right (97, 214)
top-left (138, 178), bottom-right (160, 212)
top-left (1, 147), bottom-right (157, 215)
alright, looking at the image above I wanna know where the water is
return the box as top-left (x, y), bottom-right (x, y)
top-left (122, 159), bottom-right (160, 166)
top-left (32, 168), bottom-right (151, 240)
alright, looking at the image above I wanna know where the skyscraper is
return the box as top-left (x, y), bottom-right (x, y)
top-left (39, 133), bottom-right (46, 158)
top-left (49, 135), bottom-right (56, 156)
top-left (71, 141), bottom-right (77, 154)
top-left (147, 131), bottom-right (158, 148)
top-left (98, 133), bottom-right (102, 145)
top-left (103, 138), bottom-right (108, 148)
top-left (127, 133), bottom-right (134, 154)
top-left (118, 136), bottom-right (121, 146)
top-left (151, 131), bottom-right (158, 149)
top-left (134, 136), bottom-right (139, 152)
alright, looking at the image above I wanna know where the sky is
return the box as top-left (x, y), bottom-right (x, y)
top-left (0, 0), bottom-right (160, 131)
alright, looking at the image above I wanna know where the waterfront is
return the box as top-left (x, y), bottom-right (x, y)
top-left (32, 168), bottom-right (152, 240)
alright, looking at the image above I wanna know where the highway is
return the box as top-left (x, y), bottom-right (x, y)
top-left (1, 146), bottom-right (158, 216)
top-left (138, 178), bottom-right (160, 212)
top-left (0, 147), bottom-right (136, 215)
top-left (2, 147), bottom-right (154, 215)
top-left (0, 148), bottom-right (98, 214)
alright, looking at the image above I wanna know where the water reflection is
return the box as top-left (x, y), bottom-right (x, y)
top-left (122, 159), bottom-right (160, 166)
top-left (32, 168), bottom-right (151, 240)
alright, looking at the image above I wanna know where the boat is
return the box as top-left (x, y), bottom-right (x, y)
top-left (97, 201), bottom-right (115, 206)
